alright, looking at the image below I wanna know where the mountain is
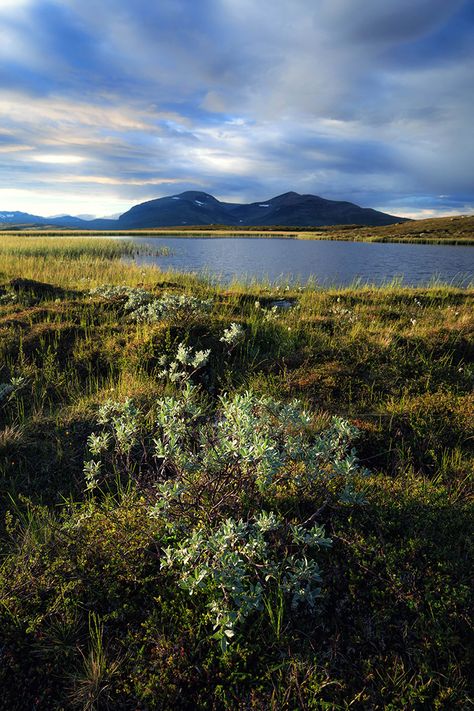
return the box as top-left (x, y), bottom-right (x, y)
top-left (117, 191), bottom-right (405, 228)
top-left (229, 192), bottom-right (406, 227)
top-left (118, 191), bottom-right (234, 228)
top-left (0, 210), bottom-right (55, 227)
top-left (0, 210), bottom-right (115, 229)
top-left (0, 192), bottom-right (406, 229)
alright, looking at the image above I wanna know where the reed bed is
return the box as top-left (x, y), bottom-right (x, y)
top-left (1, 212), bottom-right (473, 243)
top-left (0, 235), bottom-right (172, 288)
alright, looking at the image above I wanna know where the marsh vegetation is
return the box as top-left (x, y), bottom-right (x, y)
top-left (0, 236), bottom-right (472, 709)
top-left (2, 213), bottom-right (474, 244)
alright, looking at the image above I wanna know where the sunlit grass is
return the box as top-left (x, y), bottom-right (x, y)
top-left (1, 212), bottom-right (473, 243)
top-left (0, 235), bottom-right (138, 259)
top-left (0, 235), bottom-right (174, 288)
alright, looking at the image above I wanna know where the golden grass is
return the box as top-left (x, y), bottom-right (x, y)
top-left (1, 213), bottom-right (474, 243)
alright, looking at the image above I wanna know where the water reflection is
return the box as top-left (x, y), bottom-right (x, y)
top-left (116, 236), bottom-right (473, 286)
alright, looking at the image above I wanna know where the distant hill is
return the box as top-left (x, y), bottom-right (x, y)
top-left (0, 210), bottom-right (115, 229)
top-left (0, 191), bottom-right (406, 230)
top-left (117, 191), bottom-right (405, 228)
top-left (118, 191), bottom-right (233, 228)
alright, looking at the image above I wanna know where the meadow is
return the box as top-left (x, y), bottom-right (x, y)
top-left (0, 235), bottom-right (472, 709)
top-left (1, 213), bottom-right (474, 244)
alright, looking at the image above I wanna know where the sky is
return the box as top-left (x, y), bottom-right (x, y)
top-left (0, 0), bottom-right (473, 219)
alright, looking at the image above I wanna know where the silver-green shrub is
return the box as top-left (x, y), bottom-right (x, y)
top-left (157, 343), bottom-right (211, 383)
top-left (83, 337), bottom-right (369, 649)
top-left (161, 512), bottom-right (332, 650)
top-left (89, 285), bottom-right (153, 313)
top-left (148, 390), bottom-right (369, 507)
top-left (90, 286), bottom-right (213, 323)
top-left (130, 292), bottom-right (213, 323)
top-left (85, 384), bottom-right (368, 505)
top-left (83, 398), bottom-right (141, 490)
top-left (220, 322), bottom-right (244, 349)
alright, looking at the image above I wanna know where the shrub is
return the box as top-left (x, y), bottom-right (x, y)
top-left (86, 386), bottom-right (369, 513)
top-left (130, 292), bottom-right (213, 324)
top-left (161, 512), bottom-right (331, 650)
top-left (90, 286), bottom-right (213, 324)
top-left (82, 347), bottom-right (370, 650)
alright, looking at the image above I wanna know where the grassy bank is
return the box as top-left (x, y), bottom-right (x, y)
top-left (1, 213), bottom-right (474, 244)
top-left (0, 239), bottom-right (472, 709)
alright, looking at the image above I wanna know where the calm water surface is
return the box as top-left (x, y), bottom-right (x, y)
top-left (118, 236), bottom-right (473, 286)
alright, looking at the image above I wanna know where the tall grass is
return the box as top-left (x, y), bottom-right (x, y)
top-left (0, 235), bottom-right (140, 259)
top-left (1, 212), bottom-right (473, 243)
top-left (0, 235), bottom-right (173, 288)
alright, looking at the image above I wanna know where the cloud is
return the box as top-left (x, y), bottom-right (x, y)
top-left (0, 0), bottom-right (472, 218)
top-left (319, 0), bottom-right (465, 44)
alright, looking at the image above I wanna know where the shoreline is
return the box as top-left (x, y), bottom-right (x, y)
top-left (0, 213), bottom-right (473, 245)
top-left (1, 229), bottom-right (473, 245)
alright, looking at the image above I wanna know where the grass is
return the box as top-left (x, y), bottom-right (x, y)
top-left (0, 237), bottom-right (472, 709)
top-left (1, 213), bottom-right (474, 243)
top-left (0, 235), bottom-right (172, 289)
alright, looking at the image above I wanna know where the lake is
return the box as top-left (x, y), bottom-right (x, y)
top-left (118, 235), bottom-right (474, 286)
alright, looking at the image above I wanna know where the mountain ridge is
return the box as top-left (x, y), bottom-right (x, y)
top-left (0, 191), bottom-right (408, 229)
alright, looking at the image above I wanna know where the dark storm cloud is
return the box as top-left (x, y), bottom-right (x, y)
top-left (0, 0), bottom-right (472, 217)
